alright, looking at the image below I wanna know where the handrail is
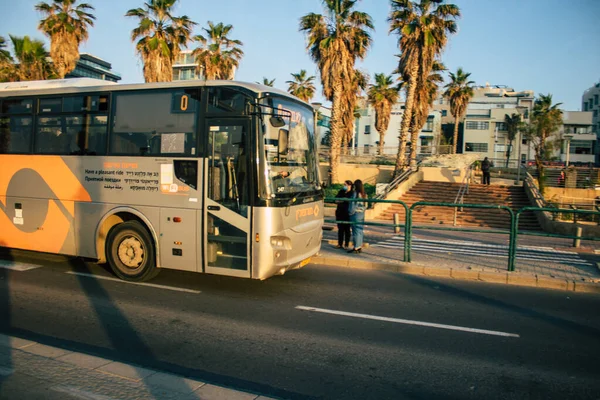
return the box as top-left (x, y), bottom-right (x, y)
top-left (452, 162), bottom-right (476, 225)
top-left (522, 168), bottom-right (549, 208)
top-left (374, 159), bottom-right (421, 200)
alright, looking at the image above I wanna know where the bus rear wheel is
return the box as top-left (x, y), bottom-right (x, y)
top-left (106, 221), bottom-right (159, 282)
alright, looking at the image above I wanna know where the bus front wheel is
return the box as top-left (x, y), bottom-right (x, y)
top-left (106, 221), bottom-right (159, 282)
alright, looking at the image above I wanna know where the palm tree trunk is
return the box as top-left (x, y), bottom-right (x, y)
top-left (395, 60), bottom-right (418, 176)
top-left (378, 132), bottom-right (384, 156)
top-left (409, 115), bottom-right (419, 169)
top-left (452, 118), bottom-right (460, 154)
top-left (329, 86), bottom-right (343, 184)
top-left (505, 139), bottom-right (513, 168)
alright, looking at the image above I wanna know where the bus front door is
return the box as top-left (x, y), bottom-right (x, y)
top-left (203, 120), bottom-right (250, 277)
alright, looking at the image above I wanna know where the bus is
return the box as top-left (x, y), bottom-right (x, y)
top-left (0, 78), bottom-right (323, 281)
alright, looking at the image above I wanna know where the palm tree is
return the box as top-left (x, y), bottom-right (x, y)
top-left (287, 69), bottom-right (316, 102)
top-left (409, 60), bottom-right (444, 164)
top-left (530, 94), bottom-right (562, 192)
top-left (192, 21), bottom-right (243, 80)
top-left (341, 70), bottom-right (368, 155)
top-left (0, 36), bottom-right (15, 82)
top-left (367, 73), bottom-right (400, 155)
top-left (443, 67), bottom-right (474, 154)
top-left (0, 36), bottom-right (11, 61)
top-left (504, 113), bottom-right (521, 168)
top-left (257, 77), bottom-right (275, 87)
top-left (300, 0), bottom-right (373, 183)
top-left (36, 0), bottom-right (95, 79)
top-left (126, 0), bottom-right (195, 82)
top-left (7, 35), bottom-right (55, 81)
top-left (389, 0), bottom-right (460, 175)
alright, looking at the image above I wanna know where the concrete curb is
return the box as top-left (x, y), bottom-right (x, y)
top-left (311, 255), bottom-right (600, 294)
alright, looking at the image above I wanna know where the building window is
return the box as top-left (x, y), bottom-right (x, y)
top-left (594, 110), bottom-right (598, 118)
top-left (441, 110), bottom-right (447, 117)
top-left (569, 140), bottom-right (594, 155)
top-left (595, 94), bottom-right (599, 105)
top-left (465, 142), bottom-right (488, 152)
top-left (364, 125), bottom-right (371, 134)
top-left (465, 121), bottom-right (489, 130)
top-left (496, 122), bottom-right (507, 131)
top-left (423, 116), bottom-right (434, 131)
top-left (584, 103), bottom-right (589, 111)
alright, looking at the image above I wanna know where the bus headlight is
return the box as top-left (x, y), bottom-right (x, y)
top-left (270, 236), bottom-right (291, 250)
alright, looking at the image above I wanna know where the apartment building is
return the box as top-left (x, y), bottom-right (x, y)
top-left (447, 84), bottom-right (534, 165)
top-left (582, 81), bottom-right (600, 164)
top-left (172, 50), bottom-right (201, 81)
top-left (354, 101), bottom-right (443, 156)
top-left (65, 53), bottom-right (121, 82)
top-left (557, 111), bottom-right (595, 165)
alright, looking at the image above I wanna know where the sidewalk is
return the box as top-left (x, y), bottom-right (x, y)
top-left (0, 334), bottom-right (275, 400)
top-left (313, 238), bottom-right (600, 294)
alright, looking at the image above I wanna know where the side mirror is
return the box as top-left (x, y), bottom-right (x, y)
top-left (270, 116), bottom-right (285, 128)
top-left (278, 129), bottom-right (289, 155)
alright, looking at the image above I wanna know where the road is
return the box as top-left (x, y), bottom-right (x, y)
top-left (1, 250), bottom-right (600, 399)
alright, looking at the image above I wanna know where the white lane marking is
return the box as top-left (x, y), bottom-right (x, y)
top-left (0, 260), bottom-right (43, 271)
top-left (296, 306), bottom-right (520, 338)
top-left (66, 272), bottom-right (201, 294)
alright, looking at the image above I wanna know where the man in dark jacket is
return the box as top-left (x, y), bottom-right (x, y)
top-left (335, 180), bottom-right (353, 249)
top-left (481, 157), bottom-right (491, 185)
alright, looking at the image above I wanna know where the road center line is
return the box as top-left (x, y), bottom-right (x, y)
top-left (0, 260), bottom-right (43, 271)
top-left (296, 306), bottom-right (520, 338)
top-left (65, 272), bottom-right (201, 294)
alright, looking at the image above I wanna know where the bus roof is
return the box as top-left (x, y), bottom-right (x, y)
top-left (0, 78), bottom-right (306, 105)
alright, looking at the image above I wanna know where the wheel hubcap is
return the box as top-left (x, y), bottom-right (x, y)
top-left (117, 236), bottom-right (144, 269)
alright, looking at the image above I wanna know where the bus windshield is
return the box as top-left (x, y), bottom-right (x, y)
top-left (260, 97), bottom-right (320, 201)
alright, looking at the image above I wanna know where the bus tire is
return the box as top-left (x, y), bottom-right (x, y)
top-left (106, 221), bottom-right (159, 282)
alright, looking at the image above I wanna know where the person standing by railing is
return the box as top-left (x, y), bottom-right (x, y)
top-left (335, 180), bottom-right (353, 249)
top-left (348, 179), bottom-right (367, 254)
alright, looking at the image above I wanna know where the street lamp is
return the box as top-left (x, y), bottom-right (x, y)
top-left (563, 134), bottom-right (573, 167)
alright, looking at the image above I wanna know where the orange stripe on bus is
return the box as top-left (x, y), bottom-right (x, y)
top-left (0, 199), bottom-right (70, 253)
top-left (0, 155), bottom-right (92, 204)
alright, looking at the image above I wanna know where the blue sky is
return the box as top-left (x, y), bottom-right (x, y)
top-left (1, 0), bottom-right (599, 111)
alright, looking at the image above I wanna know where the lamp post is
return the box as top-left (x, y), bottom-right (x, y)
top-left (564, 134), bottom-right (573, 167)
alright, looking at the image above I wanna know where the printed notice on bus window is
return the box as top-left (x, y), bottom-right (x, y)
top-left (161, 163), bottom-right (174, 185)
top-left (161, 133), bottom-right (185, 154)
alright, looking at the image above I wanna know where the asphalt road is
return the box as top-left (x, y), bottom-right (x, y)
top-left (1, 250), bottom-right (600, 400)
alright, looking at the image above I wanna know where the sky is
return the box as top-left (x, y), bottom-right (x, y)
top-left (1, 0), bottom-right (599, 111)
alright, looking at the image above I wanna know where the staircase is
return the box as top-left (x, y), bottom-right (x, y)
top-left (377, 181), bottom-right (542, 231)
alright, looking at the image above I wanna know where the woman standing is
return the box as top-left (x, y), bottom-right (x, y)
top-left (347, 179), bottom-right (366, 254)
top-left (335, 180), bottom-right (353, 249)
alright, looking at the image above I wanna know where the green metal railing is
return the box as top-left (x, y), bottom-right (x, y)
top-left (324, 197), bottom-right (600, 273)
top-left (408, 202), bottom-right (515, 269)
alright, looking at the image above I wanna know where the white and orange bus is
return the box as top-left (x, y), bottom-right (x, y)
top-left (0, 78), bottom-right (323, 281)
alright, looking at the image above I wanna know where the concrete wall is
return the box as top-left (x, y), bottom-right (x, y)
top-left (523, 178), bottom-right (600, 237)
top-left (421, 166), bottom-right (468, 183)
top-left (546, 187), bottom-right (600, 202)
top-left (320, 163), bottom-right (394, 185)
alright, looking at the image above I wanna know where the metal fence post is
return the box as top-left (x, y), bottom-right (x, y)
top-left (405, 207), bottom-right (412, 263)
top-left (573, 225), bottom-right (582, 248)
top-left (394, 213), bottom-right (400, 234)
top-left (508, 210), bottom-right (518, 272)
